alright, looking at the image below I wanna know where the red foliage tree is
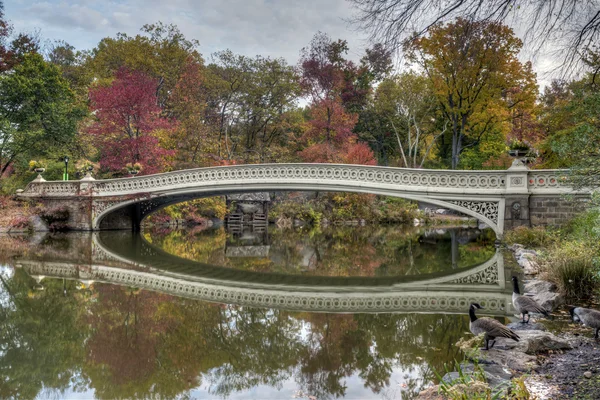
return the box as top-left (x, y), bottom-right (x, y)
top-left (298, 99), bottom-right (376, 165)
top-left (298, 33), bottom-right (377, 166)
top-left (342, 142), bottom-right (377, 165)
top-left (87, 68), bottom-right (175, 174)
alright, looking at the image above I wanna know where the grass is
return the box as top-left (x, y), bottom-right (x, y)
top-left (503, 226), bottom-right (557, 248)
top-left (436, 359), bottom-right (534, 400)
top-left (541, 241), bottom-right (598, 299)
top-left (504, 207), bottom-right (600, 300)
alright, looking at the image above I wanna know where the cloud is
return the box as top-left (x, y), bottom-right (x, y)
top-left (8, 0), bottom-right (370, 65)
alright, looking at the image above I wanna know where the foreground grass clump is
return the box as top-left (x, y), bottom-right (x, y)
top-left (503, 225), bottom-right (557, 248)
top-left (436, 358), bottom-right (533, 400)
top-left (542, 241), bottom-right (598, 299)
top-left (540, 209), bottom-right (600, 299)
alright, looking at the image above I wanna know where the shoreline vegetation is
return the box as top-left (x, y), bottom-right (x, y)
top-left (420, 204), bottom-right (600, 400)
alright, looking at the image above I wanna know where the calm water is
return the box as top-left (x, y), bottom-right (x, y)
top-left (0, 225), bottom-right (513, 400)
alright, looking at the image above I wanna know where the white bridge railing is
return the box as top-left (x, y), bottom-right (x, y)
top-left (18, 163), bottom-right (571, 198)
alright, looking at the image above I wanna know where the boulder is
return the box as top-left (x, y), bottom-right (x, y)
top-left (478, 347), bottom-right (538, 372)
top-left (29, 215), bottom-right (49, 232)
top-left (524, 279), bottom-right (564, 311)
top-left (509, 243), bottom-right (524, 252)
top-left (442, 363), bottom-right (513, 392)
top-left (477, 331), bottom-right (570, 371)
top-left (515, 248), bottom-right (538, 259)
top-left (518, 258), bottom-right (540, 275)
top-left (517, 331), bottom-right (572, 354)
top-left (507, 322), bottom-right (547, 331)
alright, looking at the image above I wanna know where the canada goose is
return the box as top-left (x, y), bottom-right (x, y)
top-left (469, 303), bottom-right (520, 350)
top-left (569, 306), bottom-right (600, 339)
top-left (512, 276), bottom-right (549, 323)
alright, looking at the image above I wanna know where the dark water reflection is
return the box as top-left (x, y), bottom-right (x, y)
top-left (0, 226), bottom-right (508, 400)
top-left (145, 225), bottom-right (497, 278)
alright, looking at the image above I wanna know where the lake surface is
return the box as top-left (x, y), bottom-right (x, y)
top-left (0, 225), bottom-right (514, 399)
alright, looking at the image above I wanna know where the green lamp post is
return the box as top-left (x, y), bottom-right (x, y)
top-left (63, 156), bottom-right (70, 181)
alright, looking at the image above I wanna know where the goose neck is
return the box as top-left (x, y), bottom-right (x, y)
top-left (469, 306), bottom-right (478, 322)
top-left (512, 279), bottom-right (520, 294)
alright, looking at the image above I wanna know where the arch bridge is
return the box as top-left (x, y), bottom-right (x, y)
top-left (17, 162), bottom-right (583, 238)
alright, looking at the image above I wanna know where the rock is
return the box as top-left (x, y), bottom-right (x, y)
top-left (293, 219), bottom-right (305, 227)
top-left (507, 322), bottom-right (547, 331)
top-left (584, 371), bottom-right (593, 379)
top-left (413, 218), bottom-right (421, 226)
top-left (525, 279), bottom-right (557, 293)
top-left (521, 249), bottom-right (538, 256)
top-left (518, 258), bottom-right (540, 275)
top-left (457, 363), bottom-right (514, 389)
top-left (524, 279), bottom-right (564, 311)
top-left (477, 331), bottom-right (571, 371)
top-left (478, 347), bottom-right (538, 372)
top-left (435, 208), bottom-right (448, 215)
top-left (515, 331), bottom-right (572, 354)
top-left (509, 243), bottom-right (525, 252)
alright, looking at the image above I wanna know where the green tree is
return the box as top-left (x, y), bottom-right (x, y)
top-left (367, 72), bottom-right (443, 168)
top-left (0, 53), bottom-right (85, 177)
top-left (544, 76), bottom-right (600, 189)
top-left (204, 50), bottom-right (301, 163)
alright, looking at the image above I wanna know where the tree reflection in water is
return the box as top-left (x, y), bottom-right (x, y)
top-left (145, 225), bottom-right (497, 278)
top-left (0, 268), bottom-right (471, 400)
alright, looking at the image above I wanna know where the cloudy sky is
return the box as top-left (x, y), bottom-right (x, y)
top-left (7, 0), bottom-right (562, 86)
top-left (7, 0), bottom-right (370, 64)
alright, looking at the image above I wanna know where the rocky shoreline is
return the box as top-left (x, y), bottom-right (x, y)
top-left (417, 243), bottom-right (599, 399)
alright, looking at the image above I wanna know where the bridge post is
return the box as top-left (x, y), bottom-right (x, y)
top-left (504, 160), bottom-right (531, 231)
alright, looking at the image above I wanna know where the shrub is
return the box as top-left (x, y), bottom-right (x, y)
top-left (504, 226), bottom-right (557, 248)
top-left (8, 215), bottom-right (31, 230)
top-left (542, 241), bottom-right (599, 299)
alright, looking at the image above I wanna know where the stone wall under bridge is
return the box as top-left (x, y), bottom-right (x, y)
top-left (16, 161), bottom-right (589, 238)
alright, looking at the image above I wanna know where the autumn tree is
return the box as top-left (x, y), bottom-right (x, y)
top-left (539, 63), bottom-right (600, 188)
top-left (87, 68), bottom-right (175, 175)
top-left (298, 33), bottom-right (378, 165)
top-left (0, 1), bottom-right (40, 73)
top-left (85, 22), bottom-right (202, 110)
top-left (406, 18), bottom-right (537, 168)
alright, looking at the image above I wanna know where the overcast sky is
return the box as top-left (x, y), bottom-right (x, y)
top-left (7, 0), bottom-right (559, 86)
top-left (7, 0), bottom-right (371, 64)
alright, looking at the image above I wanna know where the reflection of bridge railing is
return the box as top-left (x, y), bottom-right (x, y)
top-left (14, 231), bottom-right (515, 315)
top-left (19, 260), bottom-right (512, 315)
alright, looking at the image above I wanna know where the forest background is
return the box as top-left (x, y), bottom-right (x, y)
top-left (0, 1), bottom-right (598, 221)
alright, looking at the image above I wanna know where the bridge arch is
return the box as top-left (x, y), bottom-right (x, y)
top-left (94, 185), bottom-right (504, 236)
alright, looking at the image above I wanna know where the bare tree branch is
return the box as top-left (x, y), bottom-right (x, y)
top-left (347, 0), bottom-right (600, 75)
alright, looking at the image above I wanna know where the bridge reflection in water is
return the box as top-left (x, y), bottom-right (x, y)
top-left (17, 231), bottom-right (515, 316)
